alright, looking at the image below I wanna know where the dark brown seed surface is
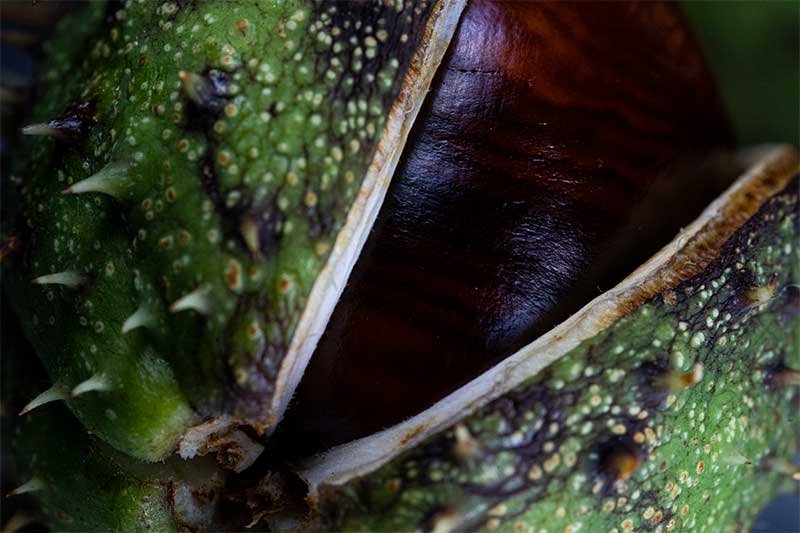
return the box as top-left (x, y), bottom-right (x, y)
top-left (274, 1), bottom-right (734, 455)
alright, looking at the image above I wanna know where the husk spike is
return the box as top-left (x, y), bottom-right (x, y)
top-left (19, 385), bottom-right (68, 415)
top-left (121, 306), bottom-right (155, 334)
top-left (31, 271), bottom-right (85, 289)
top-left (21, 122), bottom-right (62, 137)
top-left (7, 477), bottom-right (44, 497)
top-left (170, 286), bottom-right (212, 315)
top-left (71, 374), bottom-right (112, 397)
top-left (62, 162), bottom-right (129, 197)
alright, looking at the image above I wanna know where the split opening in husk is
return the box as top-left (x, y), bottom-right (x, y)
top-left (191, 145), bottom-right (798, 529)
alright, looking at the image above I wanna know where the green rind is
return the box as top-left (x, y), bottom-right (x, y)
top-left (2, 330), bottom-right (221, 533)
top-left (2, 302), bottom-right (176, 532)
top-left (3, 1), bottom-right (197, 462)
top-left (4, 0), bottom-right (443, 460)
top-left (10, 404), bottom-right (177, 532)
top-left (321, 176), bottom-right (800, 533)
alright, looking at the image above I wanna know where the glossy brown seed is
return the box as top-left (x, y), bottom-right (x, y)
top-left (275, 1), bottom-right (733, 455)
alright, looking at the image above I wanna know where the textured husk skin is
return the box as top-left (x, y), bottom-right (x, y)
top-left (1, 303), bottom-right (180, 531)
top-left (9, 405), bottom-right (179, 532)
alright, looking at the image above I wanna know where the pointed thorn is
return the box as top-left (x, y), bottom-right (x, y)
top-left (170, 286), bottom-right (212, 315)
top-left (31, 271), bottom-right (86, 289)
top-left (19, 385), bottom-right (69, 416)
top-left (122, 306), bottom-right (155, 334)
top-left (423, 507), bottom-right (461, 533)
top-left (452, 423), bottom-right (480, 461)
top-left (723, 449), bottom-right (752, 466)
top-left (240, 216), bottom-right (260, 257)
top-left (71, 374), bottom-right (112, 397)
top-left (21, 115), bottom-right (87, 140)
top-left (62, 162), bottom-right (129, 197)
top-left (21, 122), bottom-right (63, 137)
top-left (7, 477), bottom-right (44, 497)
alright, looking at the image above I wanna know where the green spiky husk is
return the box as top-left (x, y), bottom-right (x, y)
top-left (10, 405), bottom-right (178, 532)
top-left (3, 0), bottom-right (446, 461)
top-left (2, 1), bottom-right (798, 532)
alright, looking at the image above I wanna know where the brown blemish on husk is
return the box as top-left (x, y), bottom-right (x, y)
top-left (178, 416), bottom-right (264, 472)
top-left (399, 423), bottom-right (430, 446)
top-left (744, 272), bottom-right (779, 307)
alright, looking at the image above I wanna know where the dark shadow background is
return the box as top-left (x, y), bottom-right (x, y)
top-left (683, 0), bottom-right (799, 147)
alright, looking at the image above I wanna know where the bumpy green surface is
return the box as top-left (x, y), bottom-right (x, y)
top-left (4, 0), bottom-right (436, 461)
top-left (10, 405), bottom-right (177, 532)
top-left (322, 178), bottom-right (800, 533)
